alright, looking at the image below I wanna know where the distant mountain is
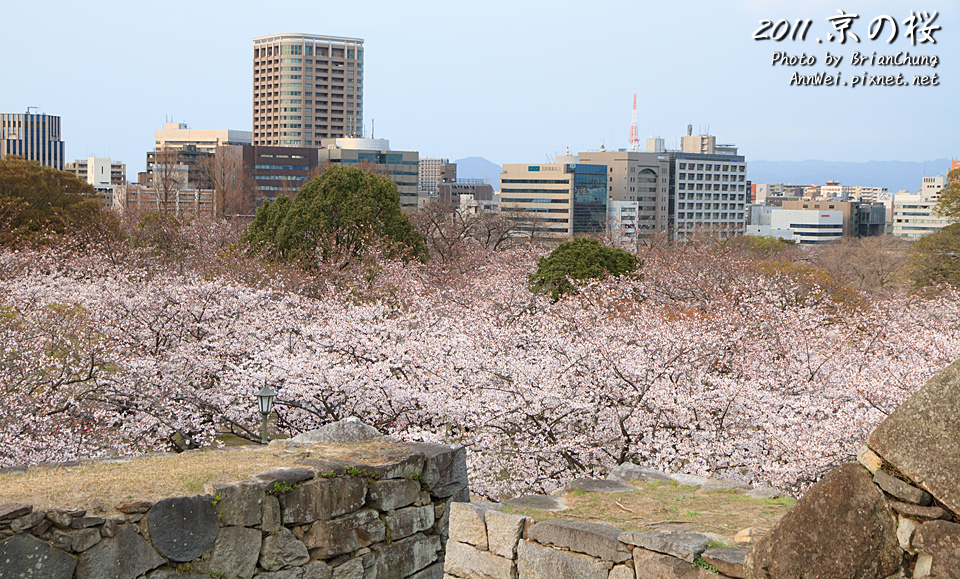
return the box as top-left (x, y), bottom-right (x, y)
top-left (454, 157), bottom-right (502, 190)
top-left (748, 159), bottom-right (953, 193)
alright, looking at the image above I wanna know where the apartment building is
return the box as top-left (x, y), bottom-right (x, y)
top-left (499, 159), bottom-right (607, 239)
top-left (418, 158), bottom-right (457, 197)
top-left (253, 34), bottom-right (364, 147)
top-left (64, 156), bottom-right (127, 208)
top-left (0, 110), bottom-right (64, 170)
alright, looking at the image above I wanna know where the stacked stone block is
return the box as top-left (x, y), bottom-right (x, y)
top-left (0, 440), bottom-right (469, 579)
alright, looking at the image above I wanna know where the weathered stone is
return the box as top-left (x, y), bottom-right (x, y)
top-left (260, 527), bottom-right (310, 571)
top-left (253, 467), bottom-right (316, 492)
top-left (701, 547), bottom-right (748, 579)
top-left (606, 463), bottom-right (671, 484)
top-left (262, 494), bottom-right (282, 532)
top-left (205, 481), bottom-right (264, 527)
top-left (873, 469), bottom-right (932, 505)
top-left (433, 490), bottom-right (470, 542)
top-left (47, 509), bottom-right (75, 528)
top-left (564, 478), bottom-right (633, 493)
top-left (897, 516), bottom-right (919, 554)
top-left (10, 509), bottom-right (46, 532)
top-left (517, 538), bottom-right (609, 579)
top-left (912, 520), bottom-right (960, 579)
top-left (301, 508), bottom-right (386, 558)
top-left (744, 463), bottom-right (901, 579)
top-left (330, 558), bottom-right (364, 579)
top-left (408, 442), bottom-right (469, 498)
top-left (697, 479), bottom-right (753, 494)
top-left (115, 499), bottom-right (153, 514)
top-left (745, 486), bottom-right (782, 500)
top-left (888, 500), bottom-right (950, 520)
top-left (448, 502), bottom-right (489, 549)
top-left (529, 520), bottom-right (632, 563)
top-left (368, 532), bottom-right (441, 579)
top-left (295, 458), bottom-right (347, 478)
top-left (632, 549), bottom-right (716, 579)
top-left (71, 527), bottom-right (102, 552)
top-left (281, 476), bottom-right (367, 525)
top-left (70, 516), bottom-right (105, 528)
top-left (857, 444), bottom-right (883, 473)
top-left (302, 560), bottom-right (334, 579)
top-left (618, 531), bottom-right (709, 563)
top-left (100, 518), bottom-right (118, 538)
top-left (195, 525), bottom-right (262, 579)
top-left (76, 524), bottom-right (165, 579)
top-left (868, 358), bottom-right (960, 514)
top-left (367, 478), bottom-right (421, 511)
top-left (0, 534), bottom-right (76, 578)
top-left (408, 561), bottom-right (444, 579)
top-left (147, 571), bottom-right (210, 579)
top-left (734, 527), bottom-right (754, 545)
top-left (444, 540), bottom-right (517, 579)
top-left (31, 519), bottom-right (51, 536)
top-left (502, 494), bottom-right (566, 511)
top-left (386, 504), bottom-right (435, 540)
top-left (0, 503), bottom-right (32, 521)
top-left (608, 564), bottom-right (635, 579)
top-left (147, 494), bottom-right (219, 562)
top-left (254, 570), bottom-right (304, 579)
top-left (335, 447), bottom-right (426, 480)
top-left (485, 509), bottom-right (530, 558)
top-left (291, 417), bottom-right (381, 443)
top-left (670, 473), bottom-right (712, 487)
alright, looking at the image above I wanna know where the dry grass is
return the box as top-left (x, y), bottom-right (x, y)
top-left (0, 439), bottom-right (406, 516)
top-left (503, 480), bottom-right (795, 544)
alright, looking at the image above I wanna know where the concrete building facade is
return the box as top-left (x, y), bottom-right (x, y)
top-left (499, 160), bottom-right (607, 239)
top-left (668, 150), bottom-right (748, 238)
top-left (577, 150), bottom-right (670, 241)
top-left (418, 158), bottom-right (457, 197)
top-left (65, 156), bottom-right (127, 209)
top-left (154, 122), bottom-right (252, 153)
top-left (0, 110), bottom-right (64, 170)
top-left (253, 33), bottom-right (364, 147)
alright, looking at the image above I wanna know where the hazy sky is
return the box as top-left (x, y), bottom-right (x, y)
top-left (1, 1), bottom-right (954, 174)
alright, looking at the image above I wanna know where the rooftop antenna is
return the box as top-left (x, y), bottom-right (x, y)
top-left (628, 93), bottom-right (639, 152)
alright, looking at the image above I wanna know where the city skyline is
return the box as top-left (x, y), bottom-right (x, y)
top-left (1, 0), bottom-right (954, 175)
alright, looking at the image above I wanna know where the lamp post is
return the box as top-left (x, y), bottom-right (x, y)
top-left (255, 386), bottom-right (277, 445)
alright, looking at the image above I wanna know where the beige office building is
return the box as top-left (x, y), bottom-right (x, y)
top-left (154, 122), bottom-right (252, 153)
top-left (253, 33), bottom-right (364, 147)
top-left (577, 150), bottom-right (670, 240)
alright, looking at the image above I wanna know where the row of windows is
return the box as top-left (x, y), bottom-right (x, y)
top-left (500, 197), bottom-right (570, 203)
top-left (677, 213), bottom-right (746, 221)
top-left (678, 163), bottom-right (745, 172)
top-left (678, 173), bottom-right (746, 182)
top-left (501, 179), bottom-right (570, 184)
top-left (679, 184), bottom-right (746, 191)
top-left (253, 164), bottom-right (310, 171)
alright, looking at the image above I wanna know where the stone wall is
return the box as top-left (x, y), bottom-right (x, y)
top-left (0, 438), bottom-right (469, 579)
top-left (442, 501), bottom-right (747, 579)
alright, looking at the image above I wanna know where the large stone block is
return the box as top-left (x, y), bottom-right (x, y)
top-left (408, 562), bottom-right (445, 579)
top-left (205, 481), bottom-right (265, 527)
top-left (868, 358), bottom-right (960, 514)
top-left (517, 538), bottom-right (609, 579)
top-left (485, 509), bottom-right (530, 558)
top-left (744, 463), bottom-right (901, 579)
top-left (0, 534), bottom-right (76, 578)
top-left (302, 561), bottom-right (333, 579)
top-left (195, 525), bottom-right (262, 579)
top-left (633, 549), bottom-right (715, 579)
top-left (386, 504), bottom-right (435, 540)
top-left (444, 540), bottom-right (517, 579)
top-left (702, 547), bottom-right (748, 579)
top-left (290, 417), bottom-right (381, 443)
top-left (76, 524), bottom-right (164, 579)
top-left (873, 469), bottom-right (932, 505)
top-left (529, 520), bottom-right (632, 563)
top-left (367, 478), bottom-right (421, 511)
top-left (607, 463), bottom-right (671, 484)
top-left (369, 532), bottom-right (441, 579)
top-left (147, 494), bottom-right (219, 562)
top-left (301, 508), bottom-right (386, 558)
top-left (281, 476), bottom-right (367, 525)
top-left (409, 443), bottom-right (469, 498)
top-left (448, 502), bottom-right (490, 549)
top-left (619, 531), bottom-right (709, 563)
top-left (334, 448), bottom-right (426, 480)
top-left (260, 527), bottom-right (310, 571)
top-left (912, 520), bottom-right (960, 579)
top-left (262, 494), bottom-right (282, 532)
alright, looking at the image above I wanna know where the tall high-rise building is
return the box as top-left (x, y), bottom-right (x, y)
top-left (253, 33), bottom-right (364, 147)
top-left (0, 110), bottom-right (65, 170)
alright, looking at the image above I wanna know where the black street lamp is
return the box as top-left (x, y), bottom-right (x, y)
top-left (255, 385), bottom-right (277, 445)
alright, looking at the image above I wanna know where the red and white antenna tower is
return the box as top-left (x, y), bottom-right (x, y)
top-left (628, 93), bottom-right (640, 152)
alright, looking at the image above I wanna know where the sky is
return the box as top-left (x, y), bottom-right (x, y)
top-left (1, 0), bottom-right (954, 175)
